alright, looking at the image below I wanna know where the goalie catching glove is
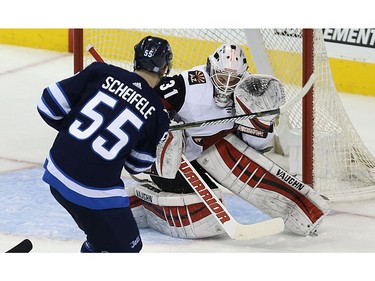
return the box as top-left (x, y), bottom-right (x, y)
top-left (234, 74), bottom-right (286, 151)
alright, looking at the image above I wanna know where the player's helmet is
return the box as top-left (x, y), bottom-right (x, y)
top-left (207, 44), bottom-right (248, 107)
top-left (134, 36), bottom-right (173, 77)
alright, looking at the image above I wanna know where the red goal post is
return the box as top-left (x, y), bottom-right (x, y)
top-left (72, 28), bottom-right (375, 202)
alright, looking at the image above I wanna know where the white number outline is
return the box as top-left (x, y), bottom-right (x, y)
top-left (159, 80), bottom-right (179, 99)
top-left (69, 91), bottom-right (144, 160)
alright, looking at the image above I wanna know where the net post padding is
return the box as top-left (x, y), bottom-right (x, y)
top-left (302, 29), bottom-right (314, 186)
top-left (73, 29), bottom-right (83, 74)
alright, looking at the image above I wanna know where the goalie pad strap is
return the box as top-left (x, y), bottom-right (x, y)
top-left (236, 124), bottom-right (269, 138)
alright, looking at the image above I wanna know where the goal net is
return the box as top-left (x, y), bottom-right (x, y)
top-left (74, 28), bottom-right (375, 202)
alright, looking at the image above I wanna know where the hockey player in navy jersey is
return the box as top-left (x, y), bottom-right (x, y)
top-left (128, 44), bottom-right (330, 239)
top-left (37, 36), bottom-right (173, 252)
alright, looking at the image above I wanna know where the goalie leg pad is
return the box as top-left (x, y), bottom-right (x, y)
top-left (127, 185), bottom-right (148, 228)
top-left (196, 133), bottom-right (330, 236)
top-left (128, 183), bottom-right (225, 239)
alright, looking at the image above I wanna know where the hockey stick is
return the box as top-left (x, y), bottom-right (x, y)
top-left (179, 154), bottom-right (284, 240)
top-left (5, 239), bottom-right (33, 253)
top-left (87, 44), bottom-right (104, 63)
top-left (169, 73), bottom-right (316, 131)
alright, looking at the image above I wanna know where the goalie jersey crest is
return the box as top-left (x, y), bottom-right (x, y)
top-left (187, 70), bottom-right (206, 85)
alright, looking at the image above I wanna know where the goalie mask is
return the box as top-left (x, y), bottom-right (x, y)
top-left (207, 44), bottom-right (248, 107)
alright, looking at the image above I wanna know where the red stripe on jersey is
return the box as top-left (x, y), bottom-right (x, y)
top-left (160, 98), bottom-right (173, 110)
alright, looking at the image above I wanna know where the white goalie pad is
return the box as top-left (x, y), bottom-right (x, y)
top-left (234, 74), bottom-right (286, 129)
top-left (127, 182), bottom-right (225, 239)
top-left (154, 128), bottom-right (184, 179)
top-left (196, 133), bottom-right (331, 236)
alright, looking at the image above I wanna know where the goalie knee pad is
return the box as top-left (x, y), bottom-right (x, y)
top-left (127, 183), bottom-right (225, 239)
top-left (196, 133), bottom-right (331, 236)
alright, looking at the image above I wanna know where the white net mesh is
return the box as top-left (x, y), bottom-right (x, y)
top-left (81, 28), bottom-right (375, 201)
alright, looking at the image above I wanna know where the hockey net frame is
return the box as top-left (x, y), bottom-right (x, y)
top-left (72, 28), bottom-right (375, 202)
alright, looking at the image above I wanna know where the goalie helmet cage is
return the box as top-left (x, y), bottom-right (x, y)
top-left (72, 28), bottom-right (375, 202)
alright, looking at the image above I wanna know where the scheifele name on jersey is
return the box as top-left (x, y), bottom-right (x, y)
top-left (102, 76), bottom-right (156, 119)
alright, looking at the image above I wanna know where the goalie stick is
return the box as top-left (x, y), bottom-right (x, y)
top-left (5, 239), bottom-right (33, 253)
top-left (170, 73), bottom-right (316, 131)
top-left (179, 154), bottom-right (284, 240)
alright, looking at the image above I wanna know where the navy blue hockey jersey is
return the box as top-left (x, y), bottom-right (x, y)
top-left (37, 62), bottom-right (169, 210)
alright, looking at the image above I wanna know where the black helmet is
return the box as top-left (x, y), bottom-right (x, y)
top-left (133, 36), bottom-right (173, 76)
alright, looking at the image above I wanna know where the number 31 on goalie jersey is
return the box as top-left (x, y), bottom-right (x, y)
top-left (69, 91), bottom-right (144, 160)
top-left (156, 75), bottom-right (186, 111)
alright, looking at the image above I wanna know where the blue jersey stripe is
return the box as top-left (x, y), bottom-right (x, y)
top-left (43, 156), bottom-right (129, 210)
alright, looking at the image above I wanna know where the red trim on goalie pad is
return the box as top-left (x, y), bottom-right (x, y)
top-left (143, 201), bottom-right (212, 227)
top-left (215, 140), bottom-right (323, 223)
top-left (130, 193), bottom-right (218, 227)
top-left (129, 195), bottom-right (143, 208)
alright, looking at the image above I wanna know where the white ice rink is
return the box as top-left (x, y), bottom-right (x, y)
top-left (1, 44), bottom-right (375, 279)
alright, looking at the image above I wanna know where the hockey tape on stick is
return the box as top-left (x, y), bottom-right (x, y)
top-left (179, 154), bottom-right (284, 240)
top-left (86, 44), bottom-right (104, 63)
top-left (5, 239), bottom-right (33, 253)
top-left (169, 73), bottom-right (316, 131)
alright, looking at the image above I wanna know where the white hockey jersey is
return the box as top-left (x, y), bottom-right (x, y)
top-left (156, 65), bottom-right (273, 161)
top-left (156, 65), bottom-right (233, 160)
